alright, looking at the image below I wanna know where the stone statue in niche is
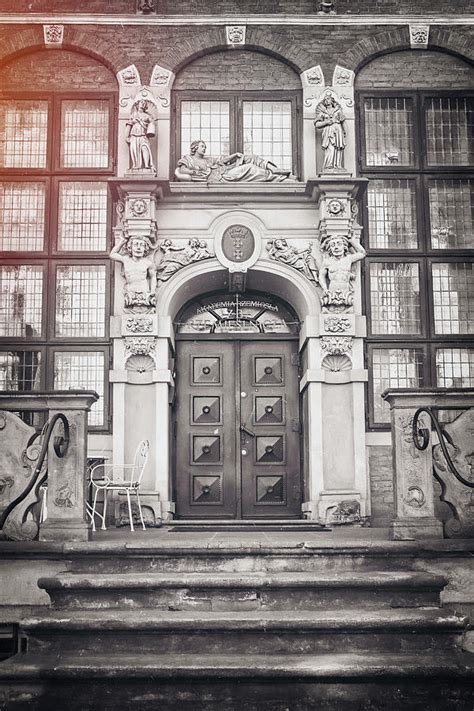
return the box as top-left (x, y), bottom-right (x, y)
top-left (175, 140), bottom-right (295, 183)
top-left (266, 239), bottom-right (319, 282)
top-left (318, 231), bottom-right (366, 310)
top-left (156, 238), bottom-right (212, 284)
top-left (126, 100), bottom-right (156, 172)
top-left (314, 93), bottom-right (346, 172)
top-left (110, 234), bottom-right (157, 308)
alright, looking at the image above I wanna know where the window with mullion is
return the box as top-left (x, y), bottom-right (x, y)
top-left (175, 91), bottom-right (297, 176)
top-left (359, 90), bottom-right (474, 428)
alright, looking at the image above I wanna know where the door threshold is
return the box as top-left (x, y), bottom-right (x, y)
top-left (167, 519), bottom-right (330, 533)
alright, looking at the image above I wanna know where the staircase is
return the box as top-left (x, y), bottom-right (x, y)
top-left (0, 539), bottom-right (473, 710)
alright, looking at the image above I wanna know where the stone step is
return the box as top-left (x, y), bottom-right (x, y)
top-left (38, 570), bottom-right (447, 610)
top-left (1, 652), bottom-right (473, 711)
top-left (22, 608), bottom-right (468, 656)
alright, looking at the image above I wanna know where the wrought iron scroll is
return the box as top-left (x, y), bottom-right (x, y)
top-left (412, 407), bottom-right (474, 489)
top-left (0, 413), bottom-right (70, 533)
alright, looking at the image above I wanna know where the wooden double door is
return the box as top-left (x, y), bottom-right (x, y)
top-left (174, 339), bottom-right (302, 519)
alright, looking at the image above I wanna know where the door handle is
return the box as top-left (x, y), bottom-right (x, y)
top-left (240, 424), bottom-right (255, 438)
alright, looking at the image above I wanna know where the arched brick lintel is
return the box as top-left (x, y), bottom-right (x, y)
top-left (0, 26), bottom-right (120, 80)
top-left (171, 43), bottom-right (304, 79)
top-left (340, 26), bottom-right (474, 75)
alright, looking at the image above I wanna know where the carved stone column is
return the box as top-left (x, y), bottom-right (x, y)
top-left (383, 390), bottom-right (444, 540)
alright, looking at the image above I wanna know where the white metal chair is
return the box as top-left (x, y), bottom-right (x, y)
top-left (89, 440), bottom-right (149, 532)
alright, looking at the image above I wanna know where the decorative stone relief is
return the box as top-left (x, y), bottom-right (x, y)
top-left (314, 91), bottom-right (346, 173)
top-left (125, 336), bottom-right (157, 357)
top-left (320, 336), bottom-right (353, 356)
top-left (136, 0), bottom-right (156, 13)
top-left (129, 199), bottom-right (148, 217)
top-left (323, 316), bottom-right (351, 333)
top-left (318, 227), bottom-right (366, 312)
top-left (222, 225), bottom-right (255, 263)
top-left (118, 65), bottom-right (141, 86)
top-left (150, 64), bottom-right (172, 87)
top-left (126, 100), bottom-right (156, 173)
top-left (110, 235), bottom-right (157, 310)
top-left (432, 409), bottom-right (474, 538)
top-left (43, 24), bottom-right (64, 46)
top-left (326, 500), bottom-right (361, 525)
top-left (125, 316), bottom-right (153, 333)
top-left (266, 239), bottom-right (319, 283)
top-left (302, 65), bottom-right (324, 87)
top-left (321, 354), bottom-right (352, 372)
top-left (404, 486), bottom-right (426, 509)
top-left (333, 66), bottom-right (354, 87)
top-left (410, 25), bottom-right (430, 48)
top-left (326, 198), bottom-right (346, 216)
top-left (125, 354), bottom-right (155, 373)
top-left (156, 239), bottom-right (212, 284)
top-left (175, 140), bottom-right (295, 183)
top-left (226, 25), bottom-right (246, 46)
top-left (318, 1), bottom-right (336, 14)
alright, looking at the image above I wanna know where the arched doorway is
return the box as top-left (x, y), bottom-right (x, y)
top-left (173, 291), bottom-right (302, 519)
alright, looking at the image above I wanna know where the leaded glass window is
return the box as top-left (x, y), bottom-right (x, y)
top-left (363, 97), bottom-right (414, 167)
top-left (0, 265), bottom-right (43, 338)
top-left (370, 347), bottom-right (424, 423)
top-left (180, 101), bottom-right (230, 159)
top-left (425, 97), bottom-right (473, 166)
top-left (55, 265), bottom-right (106, 338)
top-left (0, 350), bottom-right (42, 390)
top-left (60, 100), bottom-right (109, 169)
top-left (436, 348), bottom-right (474, 387)
top-left (367, 179), bottom-right (417, 249)
top-left (243, 101), bottom-right (292, 171)
top-left (53, 351), bottom-right (105, 426)
top-left (0, 182), bottom-right (45, 251)
top-left (0, 101), bottom-right (48, 169)
top-left (432, 263), bottom-right (474, 335)
top-left (58, 181), bottom-right (108, 251)
top-left (428, 179), bottom-right (473, 249)
top-left (369, 262), bottom-right (421, 335)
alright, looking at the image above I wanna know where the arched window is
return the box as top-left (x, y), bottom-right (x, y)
top-left (356, 50), bottom-right (474, 428)
top-left (0, 49), bottom-right (117, 429)
top-left (172, 50), bottom-right (302, 178)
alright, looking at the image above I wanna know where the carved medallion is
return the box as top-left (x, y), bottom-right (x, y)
top-left (130, 199), bottom-right (147, 216)
top-left (222, 225), bottom-right (255, 263)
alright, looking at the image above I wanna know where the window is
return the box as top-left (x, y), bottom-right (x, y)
top-left (360, 91), bottom-right (474, 427)
top-left (0, 93), bottom-right (114, 429)
top-left (174, 91), bottom-right (299, 176)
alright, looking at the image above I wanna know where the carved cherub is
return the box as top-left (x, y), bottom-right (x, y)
top-left (266, 238), bottom-right (319, 283)
top-left (110, 234), bottom-right (157, 308)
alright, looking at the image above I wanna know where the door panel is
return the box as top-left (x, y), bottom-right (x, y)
top-left (175, 341), bottom-right (237, 518)
top-left (240, 341), bottom-right (301, 518)
top-left (174, 339), bottom-right (301, 519)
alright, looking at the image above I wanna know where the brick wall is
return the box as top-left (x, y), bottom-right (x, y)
top-left (174, 50), bottom-right (301, 91)
top-left (0, 49), bottom-right (117, 92)
top-left (0, 0), bottom-right (472, 15)
top-left (356, 50), bottom-right (474, 89)
top-left (368, 445), bottom-right (394, 527)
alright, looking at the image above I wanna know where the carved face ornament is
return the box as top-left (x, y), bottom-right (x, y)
top-left (326, 237), bottom-right (347, 257)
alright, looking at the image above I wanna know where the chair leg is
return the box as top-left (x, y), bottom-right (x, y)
top-left (126, 490), bottom-right (134, 532)
top-left (135, 491), bottom-right (146, 530)
top-left (101, 489), bottom-right (108, 530)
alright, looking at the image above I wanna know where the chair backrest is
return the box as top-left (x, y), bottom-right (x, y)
top-left (131, 439), bottom-right (150, 485)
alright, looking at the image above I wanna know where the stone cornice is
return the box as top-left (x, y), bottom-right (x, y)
top-left (0, 14), bottom-right (472, 27)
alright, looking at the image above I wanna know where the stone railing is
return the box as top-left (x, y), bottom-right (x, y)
top-left (0, 391), bottom-right (98, 543)
top-left (383, 389), bottom-right (474, 540)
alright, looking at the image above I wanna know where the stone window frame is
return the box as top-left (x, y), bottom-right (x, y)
top-left (357, 89), bottom-right (474, 429)
top-left (172, 90), bottom-right (302, 180)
